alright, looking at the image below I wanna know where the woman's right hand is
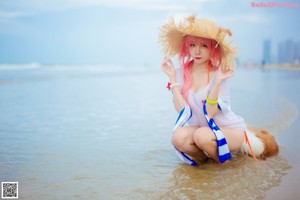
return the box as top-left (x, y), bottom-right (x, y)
top-left (161, 57), bottom-right (176, 81)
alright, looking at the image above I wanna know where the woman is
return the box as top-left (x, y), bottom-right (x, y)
top-left (159, 15), bottom-right (278, 166)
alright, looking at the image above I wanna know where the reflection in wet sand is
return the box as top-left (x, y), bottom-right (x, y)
top-left (161, 155), bottom-right (290, 200)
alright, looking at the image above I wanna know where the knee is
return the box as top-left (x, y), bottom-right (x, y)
top-left (193, 127), bottom-right (213, 148)
top-left (172, 128), bottom-right (186, 150)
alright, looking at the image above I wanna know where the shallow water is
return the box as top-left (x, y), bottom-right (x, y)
top-left (0, 65), bottom-right (298, 200)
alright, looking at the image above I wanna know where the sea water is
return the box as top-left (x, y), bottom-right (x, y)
top-left (0, 64), bottom-right (298, 200)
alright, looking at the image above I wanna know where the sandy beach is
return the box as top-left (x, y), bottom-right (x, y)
top-left (234, 66), bottom-right (300, 199)
top-left (263, 64), bottom-right (300, 70)
top-left (0, 64), bottom-right (299, 199)
top-left (262, 66), bottom-right (300, 199)
top-left (255, 64), bottom-right (300, 70)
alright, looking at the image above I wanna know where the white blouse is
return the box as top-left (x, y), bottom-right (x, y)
top-left (175, 68), bottom-right (246, 131)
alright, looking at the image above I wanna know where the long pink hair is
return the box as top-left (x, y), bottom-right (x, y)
top-left (179, 35), bottom-right (221, 103)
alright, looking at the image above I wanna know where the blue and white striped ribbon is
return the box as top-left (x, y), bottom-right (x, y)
top-left (203, 101), bottom-right (232, 163)
top-left (172, 104), bottom-right (198, 166)
top-left (172, 102), bottom-right (231, 165)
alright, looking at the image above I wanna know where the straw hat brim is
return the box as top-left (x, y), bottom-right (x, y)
top-left (159, 15), bottom-right (238, 68)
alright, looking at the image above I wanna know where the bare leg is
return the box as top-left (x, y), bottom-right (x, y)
top-left (172, 126), bottom-right (208, 161)
top-left (193, 127), bottom-right (244, 162)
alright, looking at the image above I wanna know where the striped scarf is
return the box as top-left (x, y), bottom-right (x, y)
top-left (203, 101), bottom-right (232, 163)
top-left (172, 102), bottom-right (231, 166)
top-left (172, 104), bottom-right (198, 166)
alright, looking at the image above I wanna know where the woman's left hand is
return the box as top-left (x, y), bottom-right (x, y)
top-left (216, 65), bottom-right (234, 83)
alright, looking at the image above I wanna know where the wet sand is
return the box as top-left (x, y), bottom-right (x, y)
top-left (266, 106), bottom-right (300, 200)
top-left (247, 64), bottom-right (300, 70)
top-left (264, 64), bottom-right (300, 70)
top-left (234, 66), bottom-right (300, 199)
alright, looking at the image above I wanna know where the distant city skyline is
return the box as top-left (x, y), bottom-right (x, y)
top-left (1, 0), bottom-right (299, 66)
top-left (263, 39), bottom-right (271, 64)
top-left (262, 39), bottom-right (300, 65)
top-left (277, 40), bottom-right (300, 64)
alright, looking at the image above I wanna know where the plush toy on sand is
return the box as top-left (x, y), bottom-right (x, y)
top-left (242, 127), bottom-right (279, 159)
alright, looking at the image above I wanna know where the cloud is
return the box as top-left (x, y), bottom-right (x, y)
top-left (0, 0), bottom-right (215, 26)
top-left (215, 13), bottom-right (272, 24)
top-left (73, 0), bottom-right (182, 10)
top-left (101, 0), bottom-right (212, 11)
top-left (60, 0), bottom-right (212, 11)
top-left (0, 10), bottom-right (32, 22)
top-left (0, 0), bottom-right (212, 16)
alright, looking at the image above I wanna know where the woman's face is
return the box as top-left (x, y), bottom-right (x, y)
top-left (189, 39), bottom-right (210, 64)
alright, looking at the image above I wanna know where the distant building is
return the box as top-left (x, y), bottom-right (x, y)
top-left (278, 42), bottom-right (285, 64)
top-left (277, 40), bottom-right (300, 64)
top-left (262, 39), bottom-right (271, 64)
top-left (293, 41), bottom-right (300, 64)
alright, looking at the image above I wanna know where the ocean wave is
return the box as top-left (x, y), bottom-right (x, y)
top-left (0, 63), bottom-right (41, 70)
top-left (0, 63), bottom-right (157, 73)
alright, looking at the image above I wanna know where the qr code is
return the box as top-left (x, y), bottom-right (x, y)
top-left (1, 182), bottom-right (18, 199)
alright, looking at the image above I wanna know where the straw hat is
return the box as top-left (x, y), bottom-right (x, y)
top-left (159, 15), bottom-right (238, 68)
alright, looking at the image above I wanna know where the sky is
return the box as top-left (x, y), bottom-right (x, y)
top-left (0, 0), bottom-right (299, 66)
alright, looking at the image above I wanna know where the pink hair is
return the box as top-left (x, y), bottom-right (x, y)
top-left (179, 35), bottom-right (221, 104)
